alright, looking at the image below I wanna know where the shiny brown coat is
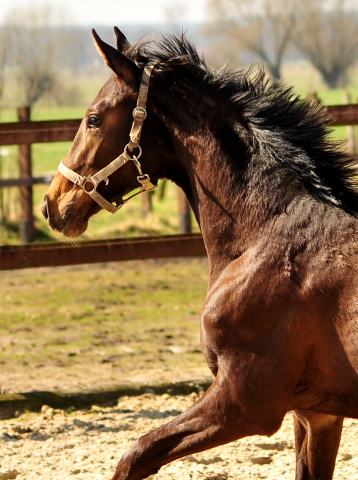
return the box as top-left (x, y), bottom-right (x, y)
top-left (42, 29), bottom-right (358, 480)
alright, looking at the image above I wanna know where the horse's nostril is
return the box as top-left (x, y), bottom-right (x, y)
top-left (41, 197), bottom-right (49, 220)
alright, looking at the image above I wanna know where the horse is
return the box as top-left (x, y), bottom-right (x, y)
top-left (41, 27), bottom-right (358, 480)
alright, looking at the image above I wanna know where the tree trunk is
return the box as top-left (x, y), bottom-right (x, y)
top-left (178, 188), bottom-right (192, 233)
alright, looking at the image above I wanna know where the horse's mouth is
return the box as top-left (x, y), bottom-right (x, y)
top-left (50, 212), bottom-right (88, 238)
top-left (60, 212), bottom-right (89, 238)
top-left (41, 197), bottom-right (89, 238)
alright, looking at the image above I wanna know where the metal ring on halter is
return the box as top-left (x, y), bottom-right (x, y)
top-left (125, 143), bottom-right (142, 159)
top-left (83, 178), bottom-right (96, 193)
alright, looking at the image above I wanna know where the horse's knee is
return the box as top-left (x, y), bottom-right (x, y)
top-left (241, 407), bottom-right (284, 437)
top-left (205, 379), bottom-right (285, 439)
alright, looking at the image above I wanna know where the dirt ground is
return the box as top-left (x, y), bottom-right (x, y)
top-left (1, 393), bottom-right (358, 480)
top-left (2, 260), bottom-right (358, 478)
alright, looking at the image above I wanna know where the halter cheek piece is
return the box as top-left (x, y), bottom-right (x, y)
top-left (58, 64), bottom-right (157, 214)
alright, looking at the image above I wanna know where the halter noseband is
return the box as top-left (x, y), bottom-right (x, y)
top-left (58, 64), bottom-right (157, 214)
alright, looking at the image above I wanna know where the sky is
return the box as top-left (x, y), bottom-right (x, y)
top-left (0, 0), bottom-right (208, 26)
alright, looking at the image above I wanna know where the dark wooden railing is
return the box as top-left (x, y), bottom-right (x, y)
top-left (0, 103), bottom-right (358, 268)
top-left (0, 233), bottom-right (207, 271)
top-left (0, 117), bottom-right (81, 146)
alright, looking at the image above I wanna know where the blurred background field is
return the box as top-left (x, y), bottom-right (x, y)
top-left (1, 60), bottom-right (358, 245)
top-left (0, 2), bottom-right (358, 244)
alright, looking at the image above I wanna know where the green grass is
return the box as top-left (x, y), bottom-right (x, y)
top-left (0, 107), bottom-right (87, 123)
top-left (0, 258), bottom-right (209, 393)
top-left (0, 75), bottom-right (109, 122)
top-left (32, 141), bottom-right (73, 173)
top-left (282, 61), bottom-right (358, 101)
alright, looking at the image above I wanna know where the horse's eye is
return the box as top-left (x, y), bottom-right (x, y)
top-left (87, 114), bottom-right (102, 128)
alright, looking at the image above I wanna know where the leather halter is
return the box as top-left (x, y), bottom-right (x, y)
top-left (58, 64), bottom-right (157, 214)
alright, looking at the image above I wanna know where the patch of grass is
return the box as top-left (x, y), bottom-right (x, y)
top-left (0, 257), bottom-right (210, 393)
top-left (32, 142), bottom-right (74, 174)
top-left (282, 61), bottom-right (358, 101)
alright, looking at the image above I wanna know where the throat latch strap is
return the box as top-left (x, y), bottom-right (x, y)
top-left (58, 63), bottom-right (157, 214)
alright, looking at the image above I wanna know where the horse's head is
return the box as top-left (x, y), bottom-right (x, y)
top-left (42, 28), bottom-right (169, 238)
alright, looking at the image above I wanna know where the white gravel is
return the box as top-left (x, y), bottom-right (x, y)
top-left (1, 392), bottom-right (358, 480)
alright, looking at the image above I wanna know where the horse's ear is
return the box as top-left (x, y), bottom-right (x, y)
top-left (92, 29), bottom-right (137, 83)
top-left (114, 26), bottom-right (131, 54)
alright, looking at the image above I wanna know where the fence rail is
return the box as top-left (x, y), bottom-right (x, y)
top-left (0, 176), bottom-right (52, 188)
top-left (0, 118), bottom-right (81, 146)
top-left (1, 104), bottom-right (357, 149)
top-left (0, 233), bottom-right (206, 270)
top-left (326, 104), bottom-right (358, 126)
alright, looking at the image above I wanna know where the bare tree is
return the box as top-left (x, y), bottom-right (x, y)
top-left (206, 0), bottom-right (298, 79)
top-left (4, 5), bottom-right (77, 107)
top-left (0, 27), bottom-right (13, 228)
top-left (294, 0), bottom-right (358, 88)
top-left (0, 27), bottom-right (12, 110)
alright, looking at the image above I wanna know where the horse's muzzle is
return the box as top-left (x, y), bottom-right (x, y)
top-left (41, 194), bottom-right (68, 233)
top-left (41, 193), bottom-right (90, 238)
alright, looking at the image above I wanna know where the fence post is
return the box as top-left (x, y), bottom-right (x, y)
top-left (141, 191), bottom-right (153, 217)
top-left (343, 92), bottom-right (356, 153)
top-left (178, 188), bottom-right (192, 233)
top-left (18, 106), bottom-right (34, 244)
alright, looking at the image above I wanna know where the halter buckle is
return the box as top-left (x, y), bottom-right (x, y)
top-left (137, 174), bottom-right (157, 192)
top-left (133, 106), bottom-right (147, 121)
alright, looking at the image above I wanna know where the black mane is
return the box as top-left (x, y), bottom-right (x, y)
top-left (129, 34), bottom-right (358, 217)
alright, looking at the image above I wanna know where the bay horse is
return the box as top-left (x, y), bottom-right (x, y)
top-left (42, 28), bottom-right (358, 480)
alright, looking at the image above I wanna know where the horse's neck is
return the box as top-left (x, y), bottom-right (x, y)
top-left (156, 91), bottom-right (293, 283)
top-left (172, 131), bottom-right (257, 282)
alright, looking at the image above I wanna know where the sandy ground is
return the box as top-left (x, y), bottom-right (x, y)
top-left (1, 392), bottom-right (358, 480)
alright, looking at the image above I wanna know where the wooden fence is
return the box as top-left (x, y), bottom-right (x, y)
top-left (0, 233), bottom-right (206, 271)
top-left (0, 103), bottom-right (358, 267)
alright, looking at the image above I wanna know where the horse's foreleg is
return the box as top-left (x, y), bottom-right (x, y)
top-left (293, 410), bottom-right (343, 480)
top-left (111, 377), bottom-right (282, 480)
